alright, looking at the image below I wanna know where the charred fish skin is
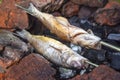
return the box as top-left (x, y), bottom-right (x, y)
top-left (16, 30), bottom-right (88, 69)
top-left (16, 3), bottom-right (101, 49)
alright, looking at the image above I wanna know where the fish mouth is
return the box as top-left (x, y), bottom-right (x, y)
top-left (70, 61), bottom-right (81, 69)
top-left (88, 41), bottom-right (101, 50)
top-left (70, 60), bottom-right (86, 69)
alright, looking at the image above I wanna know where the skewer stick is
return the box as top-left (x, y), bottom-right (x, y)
top-left (100, 41), bottom-right (120, 52)
top-left (85, 60), bottom-right (99, 67)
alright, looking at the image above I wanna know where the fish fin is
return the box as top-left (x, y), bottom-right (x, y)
top-left (87, 29), bottom-right (94, 35)
top-left (15, 3), bottom-right (36, 16)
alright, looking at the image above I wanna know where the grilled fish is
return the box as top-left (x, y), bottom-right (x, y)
top-left (16, 29), bottom-right (88, 69)
top-left (16, 3), bottom-right (101, 49)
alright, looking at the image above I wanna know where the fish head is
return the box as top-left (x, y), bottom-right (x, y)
top-left (73, 34), bottom-right (101, 49)
top-left (67, 55), bottom-right (87, 69)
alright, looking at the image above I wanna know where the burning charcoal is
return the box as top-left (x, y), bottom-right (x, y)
top-left (94, 1), bottom-right (120, 26)
top-left (0, 30), bottom-right (28, 52)
top-left (62, 1), bottom-right (79, 17)
top-left (16, 4), bottom-right (101, 49)
top-left (59, 67), bottom-right (76, 79)
top-left (83, 49), bottom-right (106, 62)
top-left (5, 53), bottom-right (56, 80)
top-left (16, 29), bottom-right (89, 69)
top-left (107, 52), bottom-right (120, 70)
top-left (0, 0), bottom-right (28, 29)
top-left (107, 33), bottom-right (120, 42)
top-left (70, 0), bottom-right (107, 7)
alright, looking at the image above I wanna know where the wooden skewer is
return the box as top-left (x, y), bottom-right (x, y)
top-left (85, 60), bottom-right (99, 67)
top-left (100, 41), bottom-right (120, 52)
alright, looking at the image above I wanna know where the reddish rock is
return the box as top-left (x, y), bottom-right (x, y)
top-left (0, 0), bottom-right (28, 29)
top-left (0, 73), bottom-right (5, 80)
top-left (71, 0), bottom-right (107, 7)
top-left (0, 46), bottom-right (28, 68)
top-left (5, 53), bottom-right (56, 80)
top-left (52, 12), bottom-right (61, 17)
top-left (69, 75), bottom-right (81, 80)
top-left (62, 1), bottom-right (79, 17)
top-left (0, 30), bottom-right (30, 68)
top-left (94, 1), bottom-right (120, 26)
top-left (78, 6), bottom-right (93, 19)
top-left (71, 65), bottom-right (120, 80)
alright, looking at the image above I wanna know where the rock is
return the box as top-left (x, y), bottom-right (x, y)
top-left (70, 65), bottom-right (120, 80)
top-left (0, 0), bottom-right (28, 29)
top-left (83, 49), bottom-right (106, 62)
top-left (62, 1), bottom-right (79, 17)
top-left (69, 75), bottom-right (81, 80)
top-left (0, 46), bottom-right (28, 68)
top-left (82, 65), bottom-right (120, 80)
top-left (94, 1), bottom-right (120, 26)
top-left (0, 73), bottom-right (5, 80)
top-left (70, 0), bottom-right (107, 7)
top-left (5, 53), bottom-right (56, 80)
top-left (78, 6), bottom-right (93, 19)
top-left (107, 33), bottom-right (120, 41)
top-left (107, 52), bottom-right (120, 70)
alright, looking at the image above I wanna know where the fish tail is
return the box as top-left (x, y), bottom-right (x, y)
top-left (15, 3), bottom-right (41, 17)
top-left (16, 29), bottom-right (32, 41)
top-left (16, 3), bottom-right (53, 22)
